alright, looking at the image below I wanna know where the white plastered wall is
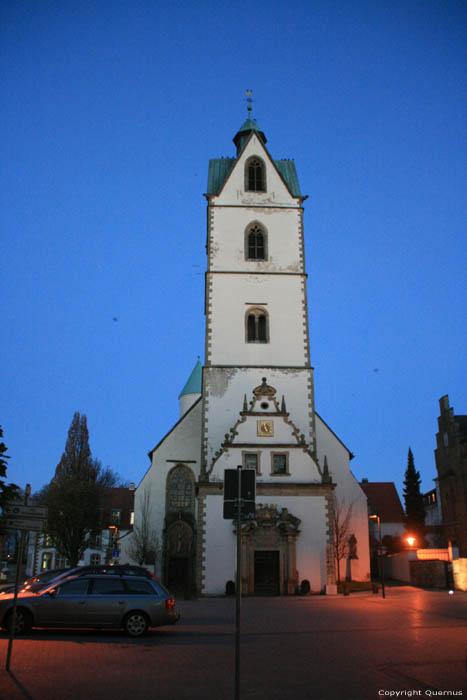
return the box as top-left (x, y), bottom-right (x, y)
top-left (135, 400), bottom-right (202, 578)
top-left (208, 273), bottom-right (308, 366)
top-left (203, 367), bottom-right (314, 470)
top-left (209, 206), bottom-right (303, 274)
top-left (202, 493), bottom-right (328, 595)
top-left (315, 414), bottom-right (371, 581)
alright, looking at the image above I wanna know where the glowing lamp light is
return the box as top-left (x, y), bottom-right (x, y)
top-left (406, 536), bottom-right (416, 547)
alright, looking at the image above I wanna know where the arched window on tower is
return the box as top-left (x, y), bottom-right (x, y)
top-left (245, 223), bottom-right (267, 261)
top-left (245, 157), bottom-right (266, 192)
top-left (246, 308), bottom-right (268, 343)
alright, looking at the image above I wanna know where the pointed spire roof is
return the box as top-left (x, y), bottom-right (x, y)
top-left (178, 357), bottom-right (202, 398)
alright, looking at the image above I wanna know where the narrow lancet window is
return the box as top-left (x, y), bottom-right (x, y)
top-left (246, 309), bottom-right (268, 343)
top-left (246, 157), bottom-right (266, 192)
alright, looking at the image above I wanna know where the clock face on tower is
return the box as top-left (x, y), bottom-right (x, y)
top-left (257, 420), bottom-right (274, 437)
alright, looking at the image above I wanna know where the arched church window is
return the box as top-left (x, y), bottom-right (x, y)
top-left (245, 157), bottom-right (266, 192)
top-left (246, 308), bottom-right (268, 343)
top-left (245, 223), bottom-right (267, 261)
top-left (166, 465), bottom-right (195, 512)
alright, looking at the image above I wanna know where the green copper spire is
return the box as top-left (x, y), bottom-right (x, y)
top-left (178, 357), bottom-right (202, 398)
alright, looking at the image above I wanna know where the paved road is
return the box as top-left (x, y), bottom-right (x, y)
top-left (0, 586), bottom-right (466, 700)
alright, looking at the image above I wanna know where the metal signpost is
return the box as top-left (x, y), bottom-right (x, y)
top-left (2, 485), bottom-right (48, 671)
top-left (223, 466), bottom-right (256, 700)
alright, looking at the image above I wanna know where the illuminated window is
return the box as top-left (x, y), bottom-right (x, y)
top-left (41, 552), bottom-right (53, 570)
top-left (90, 553), bottom-right (101, 566)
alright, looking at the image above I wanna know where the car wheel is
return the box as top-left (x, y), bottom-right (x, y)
top-left (124, 611), bottom-right (149, 637)
top-left (5, 608), bottom-right (32, 635)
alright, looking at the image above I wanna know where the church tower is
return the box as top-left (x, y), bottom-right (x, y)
top-left (136, 107), bottom-right (370, 597)
top-left (202, 117), bottom-right (316, 473)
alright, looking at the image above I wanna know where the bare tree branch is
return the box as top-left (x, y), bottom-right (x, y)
top-left (127, 487), bottom-right (160, 566)
top-left (332, 494), bottom-right (354, 583)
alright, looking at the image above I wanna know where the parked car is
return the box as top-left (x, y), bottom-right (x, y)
top-left (0, 574), bottom-right (179, 637)
top-left (0, 567), bottom-right (71, 597)
top-left (11, 564), bottom-right (158, 596)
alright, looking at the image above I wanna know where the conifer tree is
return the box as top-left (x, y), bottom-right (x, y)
top-left (0, 425), bottom-right (19, 510)
top-left (403, 447), bottom-right (426, 543)
top-left (40, 413), bottom-right (117, 566)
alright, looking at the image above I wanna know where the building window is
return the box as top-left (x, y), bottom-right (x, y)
top-left (245, 223), bottom-right (267, 261)
top-left (271, 453), bottom-right (289, 475)
top-left (55, 556), bottom-right (69, 569)
top-left (246, 308), bottom-right (268, 343)
top-left (167, 465), bottom-right (195, 512)
top-left (243, 452), bottom-right (261, 475)
top-left (43, 534), bottom-right (53, 547)
top-left (246, 157), bottom-right (266, 192)
top-left (89, 532), bottom-right (102, 549)
top-left (90, 553), bottom-right (101, 566)
top-left (41, 552), bottom-right (53, 571)
top-left (110, 509), bottom-right (121, 524)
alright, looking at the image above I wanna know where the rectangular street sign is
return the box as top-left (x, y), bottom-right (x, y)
top-left (4, 517), bottom-right (46, 531)
top-left (3, 503), bottom-right (48, 519)
top-left (223, 468), bottom-right (256, 519)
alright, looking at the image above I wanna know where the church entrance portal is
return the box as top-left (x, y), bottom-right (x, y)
top-left (167, 557), bottom-right (190, 598)
top-left (254, 550), bottom-right (280, 595)
top-left (240, 504), bottom-right (301, 595)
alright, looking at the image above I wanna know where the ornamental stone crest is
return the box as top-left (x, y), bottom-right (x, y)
top-left (253, 377), bottom-right (277, 397)
top-left (242, 504), bottom-right (301, 535)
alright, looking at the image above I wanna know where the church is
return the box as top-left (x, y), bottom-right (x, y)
top-left (135, 111), bottom-right (370, 596)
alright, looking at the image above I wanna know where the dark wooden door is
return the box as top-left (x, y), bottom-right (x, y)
top-left (254, 550), bottom-right (280, 595)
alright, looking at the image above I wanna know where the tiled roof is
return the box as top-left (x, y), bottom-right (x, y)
top-left (360, 482), bottom-right (405, 523)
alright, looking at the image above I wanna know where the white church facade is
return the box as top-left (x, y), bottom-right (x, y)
top-left (136, 115), bottom-right (370, 596)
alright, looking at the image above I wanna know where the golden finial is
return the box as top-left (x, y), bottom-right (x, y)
top-left (245, 89), bottom-right (254, 117)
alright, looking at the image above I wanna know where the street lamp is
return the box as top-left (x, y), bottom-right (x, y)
top-left (406, 536), bottom-right (416, 548)
top-left (369, 514), bottom-right (385, 599)
top-left (108, 526), bottom-right (119, 564)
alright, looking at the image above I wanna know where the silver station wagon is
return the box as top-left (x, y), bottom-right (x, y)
top-left (0, 574), bottom-right (180, 637)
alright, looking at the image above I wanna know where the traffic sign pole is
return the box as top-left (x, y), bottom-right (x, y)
top-left (6, 484), bottom-right (31, 671)
top-left (235, 465), bottom-right (242, 700)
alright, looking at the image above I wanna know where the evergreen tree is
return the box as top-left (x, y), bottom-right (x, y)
top-left (403, 447), bottom-right (426, 542)
top-left (0, 425), bottom-right (19, 511)
top-left (40, 412), bottom-right (118, 566)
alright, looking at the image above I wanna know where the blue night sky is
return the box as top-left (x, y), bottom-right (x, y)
top-left (1, 1), bottom-right (466, 502)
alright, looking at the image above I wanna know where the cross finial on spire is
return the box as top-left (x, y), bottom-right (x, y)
top-left (245, 89), bottom-right (254, 117)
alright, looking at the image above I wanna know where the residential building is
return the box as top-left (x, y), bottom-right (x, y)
top-left (434, 395), bottom-right (467, 556)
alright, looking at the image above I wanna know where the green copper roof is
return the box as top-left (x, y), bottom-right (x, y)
top-left (274, 160), bottom-right (301, 196)
top-left (178, 358), bottom-right (202, 398)
top-left (236, 118), bottom-right (263, 135)
top-left (206, 118), bottom-right (301, 196)
top-left (207, 157), bottom-right (301, 196)
top-left (207, 158), bottom-right (236, 196)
